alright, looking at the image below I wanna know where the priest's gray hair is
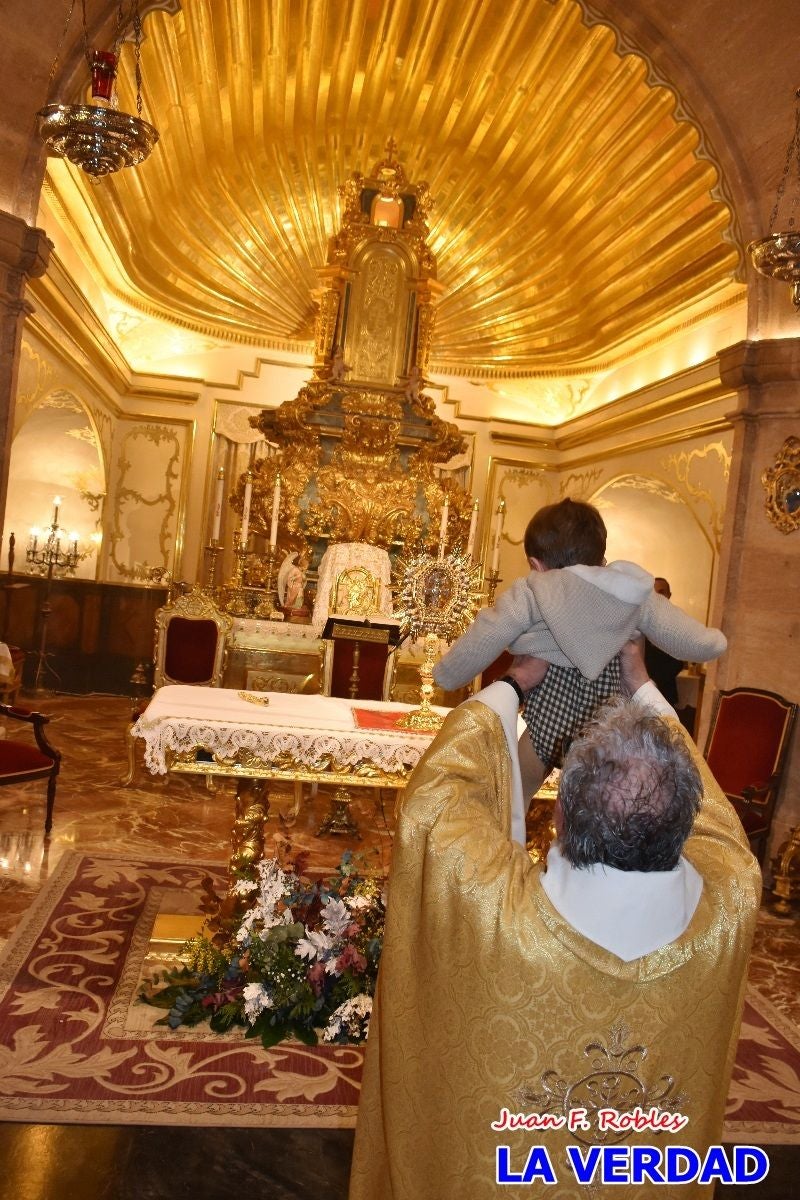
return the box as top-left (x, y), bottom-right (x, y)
top-left (557, 697), bottom-right (702, 872)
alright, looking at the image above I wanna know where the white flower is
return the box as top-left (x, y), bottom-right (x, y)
top-left (321, 897), bottom-right (352, 936)
top-left (230, 879), bottom-right (258, 896)
top-left (322, 994), bottom-right (372, 1042)
top-left (345, 894), bottom-right (371, 910)
top-left (235, 907), bottom-right (259, 946)
top-left (295, 928), bottom-right (335, 961)
top-left (255, 859), bottom-right (291, 925)
top-left (243, 982), bottom-right (273, 1022)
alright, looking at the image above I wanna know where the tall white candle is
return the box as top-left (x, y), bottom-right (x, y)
top-left (466, 499), bottom-right (479, 558)
top-left (269, 473), bottom-right (281, 547)
top-left (490, 500), bottom-right (505, 574)
top-left (240, 473), bottom-right (253, 548)
top-left (437, 497), bottom-right (449, 560)
top-left (211, 467), bottom-right (224, 542)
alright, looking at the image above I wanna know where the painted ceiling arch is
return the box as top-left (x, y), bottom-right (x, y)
top-left (42, 0), bottom-right (745, 376)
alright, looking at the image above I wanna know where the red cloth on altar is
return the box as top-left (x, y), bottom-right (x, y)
top-left (352, 707), bottom-right (436, 735)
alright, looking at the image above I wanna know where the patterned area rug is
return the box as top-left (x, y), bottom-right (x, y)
top-left (0, 852), bottom-right (798, 1141)
top-left (725, 987), bottom-right (800, 1144)
top-left (0, 853), bottom-right (363, 1127)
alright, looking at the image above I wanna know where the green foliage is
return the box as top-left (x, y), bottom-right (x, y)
top-left (138, 851), bottom-right (384, 1048)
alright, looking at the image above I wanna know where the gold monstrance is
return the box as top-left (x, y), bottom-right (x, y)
top-left (393, 549), bottom-right (482, 732)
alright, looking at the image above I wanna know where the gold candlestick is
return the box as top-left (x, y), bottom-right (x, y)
top-left (483, 569), bottom-right (502, 606)
top-left (225, 534), bottom-right (252, 617)
top-left (204, 540), bottom-right (223, 594)
top-left (253, 544), bottom-right (284, 620)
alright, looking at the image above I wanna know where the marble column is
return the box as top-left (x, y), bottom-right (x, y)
top-left (705, 338), bottom-right (800, 870)
top-left (0, 208), bottom-right (52, 551)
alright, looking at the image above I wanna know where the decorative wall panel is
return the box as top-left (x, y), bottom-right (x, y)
top-left (106, 422), bottom-right (190, 583)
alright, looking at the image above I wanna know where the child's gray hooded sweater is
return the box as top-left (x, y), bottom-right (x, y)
top-left (434, 560), bottom-right (726, 691)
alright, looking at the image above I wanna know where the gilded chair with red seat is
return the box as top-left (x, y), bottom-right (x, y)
top-left (122, 587), bottom-right (232, 785)
top-left (0, 703), bottom-right (61, 832)
top-left (152, 587), bottom-right (232, 690)
top-left (703, 686), bottom-right (798, 866)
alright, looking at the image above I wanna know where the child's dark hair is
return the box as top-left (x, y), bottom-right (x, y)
top-left (524, 498), bottom-right (607, 568)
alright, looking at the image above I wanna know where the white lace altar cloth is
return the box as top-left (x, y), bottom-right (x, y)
top-left (230, 618), bottom-right (320, 650)
top-left (132, 684), bottom-right (444, 776)
top-left (311, 543), bottom-right (393, 635)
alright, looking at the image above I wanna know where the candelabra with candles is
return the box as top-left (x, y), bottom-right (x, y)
top-left (252, 470), bottom-right (283, 619)
top-left (483, 498), bottom-right (505, 605)
top-left (26, 496), bottom-right (80, 694)
top-left (204, 466), bottom-right (226, 595)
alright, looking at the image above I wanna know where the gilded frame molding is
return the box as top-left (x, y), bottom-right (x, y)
top-left (762, 437), bottom-right (800, 534)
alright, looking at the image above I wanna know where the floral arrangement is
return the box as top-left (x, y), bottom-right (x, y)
top-left (140, 847), bottom-right (385, 1048)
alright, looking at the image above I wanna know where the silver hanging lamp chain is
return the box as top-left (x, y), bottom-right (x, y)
top-left (749, 88), bottom-right (800, 310)
top-left (37, 0), bottom-right (158, 178)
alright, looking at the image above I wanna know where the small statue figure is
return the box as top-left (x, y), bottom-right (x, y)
top-left (403, 364), bottom-right (423, 402)
top-left (277, 548), bottom-right (310, 613)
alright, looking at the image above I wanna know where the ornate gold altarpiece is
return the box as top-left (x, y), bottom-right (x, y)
top-left (228, 145), bottom-right (474, 582)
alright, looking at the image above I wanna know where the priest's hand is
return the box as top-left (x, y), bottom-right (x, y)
top-left (619, 634), bottom-right (650, 696)
top-left (506, 654), bottom-right (549, 693)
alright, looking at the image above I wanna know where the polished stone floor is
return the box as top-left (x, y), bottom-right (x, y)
top-left (0, 693), bottom-right (797, 1199)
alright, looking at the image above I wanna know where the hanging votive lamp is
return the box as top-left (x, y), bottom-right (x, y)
top-left (748, 88), bottom-right (800, 309)
top-left (37, 1), bottom-right (158, 179)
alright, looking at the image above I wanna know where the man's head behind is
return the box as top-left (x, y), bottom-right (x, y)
top-left (558, 698), bottom-right (702, 872)
top-left (524, 498), bottom-right (606, 568)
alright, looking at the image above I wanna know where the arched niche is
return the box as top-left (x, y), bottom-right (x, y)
top-left (344, 240), bottom-right (417, 385)
top-left (5, 390), bottom-right (105, 580)
top-left (589, 474), bottom-right (715, 624)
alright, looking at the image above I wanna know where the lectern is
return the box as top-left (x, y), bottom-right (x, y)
top-left (320, 615), bottom-right (402, 701)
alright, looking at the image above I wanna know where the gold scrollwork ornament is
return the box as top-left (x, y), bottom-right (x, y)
top-left (762, 436), bottom-right (800, 533)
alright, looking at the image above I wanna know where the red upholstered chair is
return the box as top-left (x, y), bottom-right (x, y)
top-left (0, 703), bottom-right (61, 833)
top-left (704, 686), bottom-right (798, 866)
top-left (152, 587), bottom-right (232, 690)
top-left (122, 587), bottom-right (232, 785)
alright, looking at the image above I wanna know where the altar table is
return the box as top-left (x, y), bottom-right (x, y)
top-left (132, 684), bottom-right (442, 786)
top-left (131, 685), bottom-right (447, 844)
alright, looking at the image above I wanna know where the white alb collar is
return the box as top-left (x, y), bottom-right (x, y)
top-left (540, 843), bottom-right (703, 962)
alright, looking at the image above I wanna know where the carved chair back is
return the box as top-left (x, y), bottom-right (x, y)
top-left (153, 587), bottom-right (232, 689)
top-left (0, 703), bottom-right (61, 832)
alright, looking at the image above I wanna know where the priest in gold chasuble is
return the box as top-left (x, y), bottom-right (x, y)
top-left (349, 658), bottom-right (760, 1200)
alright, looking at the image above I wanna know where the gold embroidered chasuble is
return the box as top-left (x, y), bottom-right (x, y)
top-left (349, 701), bottom-right (761, 1200)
